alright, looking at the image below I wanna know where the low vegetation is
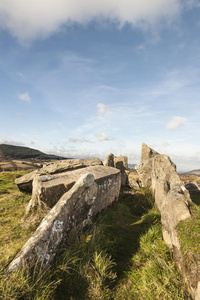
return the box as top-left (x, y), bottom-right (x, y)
top-left (0, 144), bottom-right (65, 160)
top-left (177, 193), bottom-right (200, 286)
top-left (0, 171), bottom-right (190, 299)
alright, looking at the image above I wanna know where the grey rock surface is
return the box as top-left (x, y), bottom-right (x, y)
top-left (15, 158), bottom-right (103, 192)
top-left (28, 165), bottom-right (120, 211)
top-left (103, 153), bottom-right (114, 167)
top-left (114, 155), bottom-right (128, 186)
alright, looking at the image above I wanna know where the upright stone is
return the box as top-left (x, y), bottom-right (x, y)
top-left (103, 153), bottom-right (114, 167)
top-left (141, 142), bottom-right (159, 162)
top-left (114, 155), bottom-right (128, 186)
top-left (135, 143), bottom-right (160, 187)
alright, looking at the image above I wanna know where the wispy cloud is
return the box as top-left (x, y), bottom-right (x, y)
top-left (14, 112), bottom-right (26, 119)
top-left (166, 116), bottom-right (187, 130)
top-left (95, 133), bottom-right (115, 141)
top-left (18, 72), bottom-right (25, 80)
top-left (18, 92), bottom-right (31, 103)
top-left (0, 0), bottom-right (183, 41)
top-left (69, 137), bottom-right (92, 143)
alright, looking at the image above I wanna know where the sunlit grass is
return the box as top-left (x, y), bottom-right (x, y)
top-left (0, 170), bottom-right (189, 299)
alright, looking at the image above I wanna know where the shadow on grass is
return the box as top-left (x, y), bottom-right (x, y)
top-left (55, 190), bottom-right (159, 299)
top-left (190, 192), bottom-right (200, 206)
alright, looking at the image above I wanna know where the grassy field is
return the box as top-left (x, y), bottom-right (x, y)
top-left (0, 171), bottom-right (190, 299)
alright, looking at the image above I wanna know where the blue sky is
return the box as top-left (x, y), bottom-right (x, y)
top-left (0, 0), bottom-right (200, 171)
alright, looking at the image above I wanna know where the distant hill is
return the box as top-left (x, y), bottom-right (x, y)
top-left (0, 144), bottom-right (66, 161)
top-left (128, 163), bottom-right (137, 170)
top-left (181, 169), bottom-right (200, 176)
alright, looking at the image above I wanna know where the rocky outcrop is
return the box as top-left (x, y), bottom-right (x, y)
top-left (27, 165), bottom-right (120, 211)
top-left (15, 158), bottom-right (103, 193)
top-left (114, 155), bottom-right (128, 186)
top-left (140, 142), bottom-right (159, 162)
top-left (151, 154), bottom-right (191, 248)
top-left (136, 143), bottom-right (200, 299)
top-left (135, 143), bottom-right (160, 187)
top-left (9, 169), bottom-right (121, 271)
top-left (103, 153), bottom-right (114, 167)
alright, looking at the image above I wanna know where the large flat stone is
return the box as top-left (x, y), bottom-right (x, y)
top-left (15, 158), bottom-right (103, 193)
top-left (28, 165), bottom-right (120, 210)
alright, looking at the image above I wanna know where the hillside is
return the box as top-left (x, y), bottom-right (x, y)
top-left (0, 144), bottom-right (66, 161)
top-left (0, 144), bottom-right (68, 171)
top-left (181, 169), bottom-right (200, 176)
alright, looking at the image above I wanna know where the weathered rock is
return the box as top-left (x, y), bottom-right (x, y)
top-left (103, 153), bottom-right (114, 167)
top-left (15, 158), bottom-right (103, 193)
top-left (126, 171), bottom-right (140, 190)
top-left (114, 155), bottom-right (128, 169)
top-left (27, 165), bottom-right (120, 211)
top-left (140, 142), bottom-right (160, 162)
top-left (135, 143), bottom-right (160, 187)
top-left (151, 155), bottom-right (191, 245)
top-left (137, 144), bottom-right (198, 299)
top-left (8, 169), bottom-right (121, 271)
top-left (114, 156), bottom-right (128, 186)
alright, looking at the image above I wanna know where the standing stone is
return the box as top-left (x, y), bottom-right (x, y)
top-left (103, 153), bottom-right (114, 167)
top-left (114, 156), bottom-right (128, 186)
top-left (126, 171), bottom-right (140, 190)
top-left (140, 142), bottom-right (160, 162)
top-left (135, 143), bottom-right (160, 187)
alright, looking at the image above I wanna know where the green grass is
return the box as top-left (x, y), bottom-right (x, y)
top-left (177, 194), bottom-right (200, 279)
top-left (0, 171), bottom-right (48, 266)
top-left (0, 171), bottom-right (189, 299)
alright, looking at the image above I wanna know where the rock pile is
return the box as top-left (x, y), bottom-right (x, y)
top-left (9, 157), bottom-right (121, 271)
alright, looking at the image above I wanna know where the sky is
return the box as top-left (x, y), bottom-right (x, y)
top-left (0, 0), bottom-right (200, 172)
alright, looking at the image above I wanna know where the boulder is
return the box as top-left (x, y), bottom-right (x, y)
top-left (140, 142), bottom-right (160, 162)
top-left (27, 165), bottom-right (121, 211)
top-left (151, 154), bottom-right (191, 243)
top-left (8, 168), bottom-right (121, 271)
top-left (126, 171), bottom-right (140, 190)
top-left (135, 143), bottom-right (160, 187)
top-left (103, 153), bottom-right (114, 167)
top-left (114, 156), bottom-right (128, 186)
top-left (15, 158), bottom-right (103, 193)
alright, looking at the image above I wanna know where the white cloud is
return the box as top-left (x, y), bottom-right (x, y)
top-left (0, 138), bottom-right (25, 146)
top-left (97, 103), bottom-right (110, 116)
top-left (18, 92), bottom-right (31, 103)
top-left (0, 0), bottom-right (183, 41)
top-left (166, 116), bottom-right (187, 130)
top-left (95, 133), bottom-right (115, 141)
top-left (69, 137), bottom-right (92, 143)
